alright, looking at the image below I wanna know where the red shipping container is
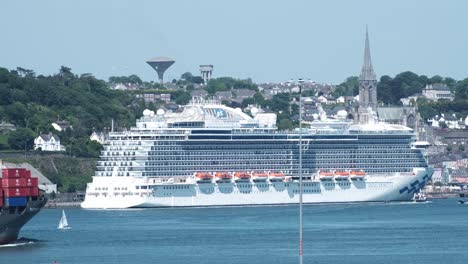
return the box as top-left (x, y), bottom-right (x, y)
top-left (20, 170), bottom-right (31, 179)
top-left (2, 168), bottom-right (23, 178)
top-left (3, 187), bottom-right (30, 197)
top-left (29, 187), bottom-right (39, 197)
top-left (25, 178), bottom-right (39, 187)
top-left (2, 178), bottom-right (26, 188)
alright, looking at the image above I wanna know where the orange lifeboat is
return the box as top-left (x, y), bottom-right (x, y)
top-left (334, 170), bottom-right (350, 180)
top-left (268, 171), bottom-right (285, 182)
top-left (252, 171), bottom-right (269, 182)
top-left (350, 170), bottom-right (366, 180)
top-left (234, 172), bottom-right (251, 182)
top-left (195, 172), bottom-right (213, 182)
top-left (318, 170), bottom-right (334, 181)
top-left (215, 172), bottom-right (232, 182)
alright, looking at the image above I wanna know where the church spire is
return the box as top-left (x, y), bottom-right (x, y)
top-left (360, 27), bottom-right (376, 81)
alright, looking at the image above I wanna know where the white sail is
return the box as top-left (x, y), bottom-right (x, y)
top-left (58, 210), bottom-right (70, 230)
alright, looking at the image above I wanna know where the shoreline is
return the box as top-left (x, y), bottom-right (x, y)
top-left (45, 202), bottom-right (82, 208)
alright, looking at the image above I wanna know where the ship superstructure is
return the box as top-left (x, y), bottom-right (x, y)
top-left (81, 100), bottom-right (433, 209)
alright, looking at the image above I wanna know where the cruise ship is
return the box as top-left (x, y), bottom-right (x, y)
top-left (81, 30), bottom-right (433, 209)
top-left (81, 100), bottom-right (432, 209)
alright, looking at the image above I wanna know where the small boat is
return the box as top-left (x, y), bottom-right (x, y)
top-left (458, 193), bottom-right (467, 204)
top-left (215, 172), bottom-right (232, 182)
top-left (268, 171), bottom-right (285, 182)
top-left (350, 170), bottom-right (366, 180)
top-left (318, 170), bottom-right (334, 181)
top-left (195, 172), bottom-right (213, 182)
top-left (234, 172), bottom-right (251, 182)
top-left (334, 170), bottom-right (350, 180)
top-left (58, 210), bottom-right (71, 230)
top-left (412, 191), bottom-right (427, 203)
top-left (252, 172), bottom-right (269, 182)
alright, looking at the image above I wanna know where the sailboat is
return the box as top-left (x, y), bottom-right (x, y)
top-left (57, 210), bottom-right (71, 230)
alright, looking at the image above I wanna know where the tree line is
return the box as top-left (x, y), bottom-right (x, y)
top-left (0, 66), bottom-right (151, 157)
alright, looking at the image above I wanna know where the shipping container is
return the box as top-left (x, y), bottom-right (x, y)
top-left (2, 168), bottom-right (23, 178)
top-left (25, 178), bottom-right (39, 187)
top-left (6, 197), bottom-right (27, 207)
top-left (20, 169), bottom-right (31, 178)
top-left (29, 187), bottom-right (39, 197)
top-left (3, 187), bottom-right (30, 197)
top-left (0, 197), bottom-right (3, 207)
top-left (2, 178), bottom-right (26, 188)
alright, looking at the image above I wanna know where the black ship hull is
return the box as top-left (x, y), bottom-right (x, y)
top-left (0, 198), bottom-right (47, 245)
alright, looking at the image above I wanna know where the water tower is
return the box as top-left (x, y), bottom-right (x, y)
top-left (199, 64), bottom-right (214, 84)
top-left (146, 57), bottom-right (175, 85)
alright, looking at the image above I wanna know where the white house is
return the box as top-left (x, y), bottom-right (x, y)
top-left (90, 131), bottom-right (110, 145)
top-left (317, 95), bottom-right (328, 104)
top-left (34, 133), bottom-right (65, 151)
top-left (422, 83), bottom-right (454, 101)
top-left (51, 120), bottom-right (72, 132)
top-left (336, 96), bottom-right (345, 104)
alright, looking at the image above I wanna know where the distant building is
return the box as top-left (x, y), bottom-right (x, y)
top-left (190, 89), bottom-right (208, 99)
top-left (34, 133), bottom-right (65, 151)
top-left (90, 131), bottom-right (110, 145)
top-left (317, 95), bottom-right (328, 104)
top-left (429, 114), bottom-right (466, 130)
top-left (400, 94), bottom-right (422, 106)
top-left (214, 91), bottom-right (233, 102)
top-left (111, 83), bottom-right (140, 91)
top-left (0, 121), bottom-right (16, 134)
top-left (422, 83), bottom-right (454, 101)
top-left (233, 89), bottom-right (256, 103)
top-left (377, 107), bottom-right (417, 128)
top-left (432, 129), bottom-right (468, 146)
top-left (135, 93), bottom-right (171, 103)
top-left (51, 120), bottom-right (72, 132)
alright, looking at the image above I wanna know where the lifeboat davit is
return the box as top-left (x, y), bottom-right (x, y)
top-left (252, 172), bottom-right (269, 182)
top-left (234, 172), bottom-right (251, 182)
top-left (195, 172), bottom-right (213, 183)
top-left (350, 170), bottom-right (366, 180)
top-left (334, 170), bottom-right (350, 181)
top-left (268, 171), bottom-right (285, 182)
top-left (215, 172), bottom-right (232, 182)
top-left (318, 170), bottom-right (334, 181)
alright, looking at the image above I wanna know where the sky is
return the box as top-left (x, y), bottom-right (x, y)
top-left (1, 0), bottom-right (467, 84)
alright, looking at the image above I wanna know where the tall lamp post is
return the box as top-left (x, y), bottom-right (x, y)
top-left (297, 78), bottom-right (305, 264)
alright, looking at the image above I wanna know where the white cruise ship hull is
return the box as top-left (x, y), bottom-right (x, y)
top-left (81, 168), bottom-right (432, 209)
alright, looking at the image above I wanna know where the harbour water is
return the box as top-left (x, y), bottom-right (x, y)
top-left (1, 199), bottom-right (467, 264)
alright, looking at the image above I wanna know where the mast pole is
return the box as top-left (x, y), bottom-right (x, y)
top-left (298, 79), bottom-right (304, 264)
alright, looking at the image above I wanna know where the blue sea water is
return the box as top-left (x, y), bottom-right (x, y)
top-left (1, 199), bottom-right (467, 264)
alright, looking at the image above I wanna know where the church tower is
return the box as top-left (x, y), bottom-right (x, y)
top-left (357, 28), bottom-right (378, 124)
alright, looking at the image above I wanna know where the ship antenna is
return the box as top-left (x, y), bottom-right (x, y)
top-left (298, 78), bottom-right (305, 264)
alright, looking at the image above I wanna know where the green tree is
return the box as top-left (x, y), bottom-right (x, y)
top-left (7, 128), bottom-right (35, 150)
top-left (171, 91), bottom-right (191, 105)
top-left (181, 72), bottom-right (193, 81)
top-left (333, 76), bottom-right (358, 97)
top-left (278, 118), bottom-right (293, 130)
